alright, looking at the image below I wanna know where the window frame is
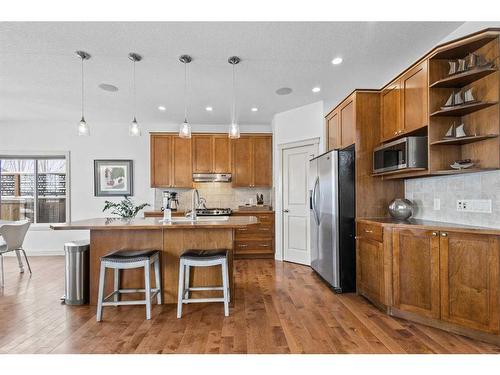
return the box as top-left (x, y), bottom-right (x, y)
top-left (0, 150), bottom-right (71, 227)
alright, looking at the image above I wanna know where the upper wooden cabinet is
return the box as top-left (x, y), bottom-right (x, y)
top-left (440, 231), bottom-right (499, 334)
top-left (402, 61), bottom-right (428, 134)
top-left (232, 135), bottom-right (272, 188)
top-left (381, 61), bottom-right (429, 142)
top-left (192, 135), bottom-right (231, 173)
top-left (392, 228), bottom-right (441, 319)
top-left (381, 81), bottom-right (402, 142)
top-left (150, 134), bottom-right (193, 188)
top-left (326, 94), bottom-right (356, 149)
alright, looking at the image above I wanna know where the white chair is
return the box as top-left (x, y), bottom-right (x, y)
top-left (0, 220), bottom-right (32, 287)
top-left (177, 249), bottom-right (230, 318)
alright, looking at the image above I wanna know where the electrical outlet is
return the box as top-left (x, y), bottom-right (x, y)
top-left (433, 198), bottom-right (440, 210)
top-left (456, 199), bottom-right (492, 213)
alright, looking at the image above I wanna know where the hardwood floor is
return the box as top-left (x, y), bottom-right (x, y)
top-left (0, 256), bottom-right (499, 354)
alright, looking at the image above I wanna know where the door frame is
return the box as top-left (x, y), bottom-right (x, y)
top-left (275, 137), bottom-right (320, 261)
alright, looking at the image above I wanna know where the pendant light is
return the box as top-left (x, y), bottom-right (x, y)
top-left (128, 52), bottom-right (142, 136)
top-left (228, 56), bottom-right (241, 139)
top-left (76, 51), bottom-right (91, 136)
top-left (179, 55), bottom-right (192, 138)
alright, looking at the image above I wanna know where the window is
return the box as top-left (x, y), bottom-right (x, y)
top-left (0, 155), bottom-right (69, 224)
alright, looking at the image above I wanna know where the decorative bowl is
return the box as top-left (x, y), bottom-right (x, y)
top-left (388, 198), bottom-right (414, 221)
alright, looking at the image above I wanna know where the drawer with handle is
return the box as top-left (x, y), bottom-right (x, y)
top-left (235, 224), bottom-right (273, 239)
top-left (356, 222), bottom-right (383, 242)
top-left (235, 240), bottom-right (274, 255)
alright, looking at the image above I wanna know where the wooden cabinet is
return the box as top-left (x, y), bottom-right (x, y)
top-left (440, 231), bottom-right (499, 334)
top-left (325, 95), bottom-right (356, 150)
top-left (150, 134), bottom-right (192, 188)
top-left (192, 135), bottom-right (231, 173)
top-left (392, 228), bottom-right (440, 319)
top-left (357, 236), bottom-right (384, 305)
top-left (402, 60), bottom-right (428, 133)
top-left (326, 110), bottom-right (340, 150)
top-left (232, 212), bottom-right (275, 258)
top-left (340, 98), bottom-right (355, 147)
top-left (381, 80), bottom-right (402, 142)
top-left (232, 135), bottom-right (272, 188)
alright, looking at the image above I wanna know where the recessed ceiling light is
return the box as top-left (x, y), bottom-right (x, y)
top-left (276, 87), bottom-right (293, 96)
top-left (331, 57), bottom-right (343, 65)
top-left (98, 83), bottom-right (118, 92)
top-left (312, 87), bottom-right (321, 93)
top-left (205, 106), bottom-right (213, 112)
top-left (158, 105), bottom-right (166, 111)
top-left (251, 107), bottom-right (258, 112)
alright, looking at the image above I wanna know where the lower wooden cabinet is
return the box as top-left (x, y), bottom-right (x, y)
top-left (392, 228), bottom-right (440, 319)
top-left (232, 212), bottom-right (275, 258)
top-left (357, 236), bottom-right (384, 305)
top-left (440, 231), bottom-right (499, 334)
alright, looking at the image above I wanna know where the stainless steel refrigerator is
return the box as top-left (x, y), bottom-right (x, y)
top-left (309, 145), bottom-right (355, 293)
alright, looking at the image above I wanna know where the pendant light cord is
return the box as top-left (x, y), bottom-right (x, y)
top-left (231, 63), bottom-right (236, 124)
top-left (133, 59), bottom-right (136, 120)
top-left (183, 61), bottom-right (188, 123)
top-left (81, 56), bottom-right (84, 119)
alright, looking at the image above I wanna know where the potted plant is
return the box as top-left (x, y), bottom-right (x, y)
top-left (102, 196), bottom-right (150, 218)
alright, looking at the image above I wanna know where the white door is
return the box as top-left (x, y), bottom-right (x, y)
top-left (282, 144), bottom-right (317, 265)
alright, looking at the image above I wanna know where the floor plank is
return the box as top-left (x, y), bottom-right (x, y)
top-left (0, 256), bottom-right (498, 354)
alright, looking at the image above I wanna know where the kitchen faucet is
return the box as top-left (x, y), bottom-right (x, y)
top-left (188, 189), bottom-right (200, 220)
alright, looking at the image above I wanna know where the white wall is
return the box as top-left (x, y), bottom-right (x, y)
top-left (0, 120), bottom-right (270, 255)
top-left (438, 22), bottom-right (500, 43)
top-left (272, 101), bottom-right (324, 260)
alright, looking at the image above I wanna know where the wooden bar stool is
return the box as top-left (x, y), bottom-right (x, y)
top-left (96, 249), bottom-right (162, 321)
top-left (177, 249), bottom-right (230, 318)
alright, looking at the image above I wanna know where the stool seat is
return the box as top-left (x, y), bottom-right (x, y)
top-left (180, 249), bottom-right (228, 261)
top-left (102, 249), bottom-right (160, 262)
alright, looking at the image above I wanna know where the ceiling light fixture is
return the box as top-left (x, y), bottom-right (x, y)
top-left (228, 56), bottom-right (241, 139)
top-left (178, 55), bottom-right (192, 139)
top-left (275, 87), bottom-right (293, 96)
top-left (76, 50), bottom-right (91, 136)
top-left (98, 83), bottom-right (118, 92)
top-left (158, 105), bottom-right (166, 111)
top-left (312, 87), bottom-right (321, 93)
top-left (205, 106), bottom-right (213, 112)
top-left (251, 107), bottom-right (258, 112)
top-left (128, 52), bottom-right (142, 137)
top-left (332, 57), bottom-right (343, 65)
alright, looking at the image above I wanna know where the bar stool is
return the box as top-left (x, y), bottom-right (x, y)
top-left (96, 249), bottom-right (162, 322)
top-left (177, 249), bottom-right (230, 318)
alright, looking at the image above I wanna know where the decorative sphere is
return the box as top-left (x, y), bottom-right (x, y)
top-left (388, 198), bottom-right (414, 221)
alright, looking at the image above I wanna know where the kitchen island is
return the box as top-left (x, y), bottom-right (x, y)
top-left (50, 216), bottom-right (258, 305)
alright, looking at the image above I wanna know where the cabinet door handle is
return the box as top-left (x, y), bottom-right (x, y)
top-left (237, 244), bottom-right (248, 248)
top-left (259, 228), bottom-right (270, 231)
top-left (432, 232), bottom-right (438, 237)
top-left (259, 244), bottom-right (270, 247)
top-left (364, 229), bottom-right (373, 233)
top-left (441, 232), bottom-right (448, 237)
top-left (394, 131), bottom-right (398, 135)
top-left (283, 209), bottom-right (289, 213)
top-left (238, 228), bottom-right (247, 231)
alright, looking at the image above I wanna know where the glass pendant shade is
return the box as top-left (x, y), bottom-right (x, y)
top-left (228, 122), bottom-right (240, 139)
top-left (179, 120), bottom-right (192, 138)
top-left (77, 116), bottom-right (90, 136)
top-left (129, 117), bottom-right (141, 136)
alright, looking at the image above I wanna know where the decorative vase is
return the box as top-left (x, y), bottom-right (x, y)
top-left (388, 198), bottom-right (414, 221)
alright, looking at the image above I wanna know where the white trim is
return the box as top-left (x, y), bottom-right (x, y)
top-left (0, 150), bottom-right (71, 224)
top-left (275, 137), bottom-right (320, 261)
top-left (3, 250), bottom-right (64, 256)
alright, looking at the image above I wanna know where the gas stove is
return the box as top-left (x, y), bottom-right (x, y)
top-left (195, 208), bottom-right (232, 216)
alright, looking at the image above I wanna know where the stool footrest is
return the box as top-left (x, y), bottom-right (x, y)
top-left (182, 297), bottom-right (225, 304)
top-left (186, 286), bottom-right (224, 291)
top-left (104, 289), bottom-right (160, 302)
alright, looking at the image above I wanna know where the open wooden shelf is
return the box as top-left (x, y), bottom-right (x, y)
top-left (431, 168), bottom-right (498, 176)
top-left (430, 67), bottom-right (497, 88)
top-left (430, 134), bottom-right (498, 145)
top-left (430, 101), bottom-right (498, 117)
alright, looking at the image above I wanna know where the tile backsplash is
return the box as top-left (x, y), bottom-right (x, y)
top-left (154, 183), bottom-right (273, 211)
top-left (405, 170), bottom-right (500, 228)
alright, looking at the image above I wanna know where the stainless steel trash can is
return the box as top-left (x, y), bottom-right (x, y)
top-left (63, 240), bottom-right (90, 305)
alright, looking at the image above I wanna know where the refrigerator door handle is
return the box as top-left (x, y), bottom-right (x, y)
top-left (312, 176), bottom-right (320, 225)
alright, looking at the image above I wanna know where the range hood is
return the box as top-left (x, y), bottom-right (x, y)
top-left (192, 173), bottom-right (232, 182)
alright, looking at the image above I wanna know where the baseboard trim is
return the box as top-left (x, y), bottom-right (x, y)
top-left (3, 250), bottom-right (64, 257)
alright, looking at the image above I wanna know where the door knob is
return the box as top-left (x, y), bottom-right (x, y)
top-left (283, 209), bottom-right (289, 213)
top-left (441, 232), bottom-right (448, 237)
top-left (432, 232), bottom-right (438, 237)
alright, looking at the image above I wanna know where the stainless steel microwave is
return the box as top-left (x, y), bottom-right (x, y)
top-left (373, 136), bottom-right (428, 174)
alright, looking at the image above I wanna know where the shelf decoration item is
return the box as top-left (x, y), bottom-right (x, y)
top-left (447, 53), bottom-right (493, 76)
top-left (450, 159), bottom-right (475, 170)
top-left (388, 198), bottom-right (414, 221)
top-left (94, 160), bottom-right (134, 197)
top-left (444, 122), bottom-right (468, 139)
top-left (442, 87), bottom-right (477, 109)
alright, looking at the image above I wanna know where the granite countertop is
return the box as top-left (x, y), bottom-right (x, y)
top-left (50, 216), bottom-right (258, 230)
top-left (358, 217), bottom-right (500, 236)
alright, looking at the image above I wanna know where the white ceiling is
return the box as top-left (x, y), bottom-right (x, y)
top-left (0, 22), bottom-right (463, 127)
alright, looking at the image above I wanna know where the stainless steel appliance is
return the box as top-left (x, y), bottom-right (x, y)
top-left (373, 136), bottom-right (428, 174)
top-left (161, 191), bottom-right (179, 211)
top-left (195, 208), bottom-right (232, 216)
top-left (192, 173), bottom-right (232, 182)
top-left (309, 146), bottom-right (355, 292)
